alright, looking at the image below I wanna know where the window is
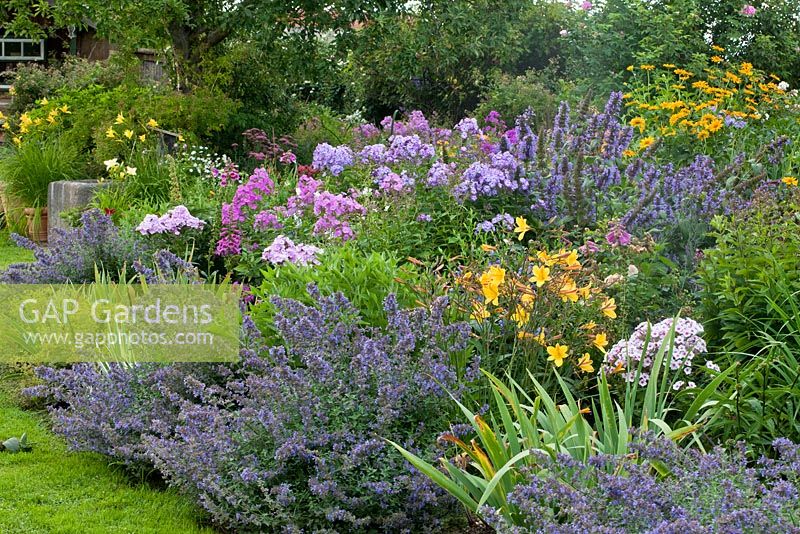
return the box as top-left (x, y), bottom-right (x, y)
top-left (0, 38), bottom-right (44, 61)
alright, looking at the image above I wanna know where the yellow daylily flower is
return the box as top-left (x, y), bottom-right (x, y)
top-left (530, 265), bottom-right (551, 287)
top-left (146, 118), bottom-right (159, 128)
top-left (470, 301), bottom-right (490, 321)
top-left (536, 250), bottom-right (556, 266)
top-left (559, 279), bottom-right (579, 303)
top-left (511, 305), bottom-right (529, 327)
top-left (593, 332), bottom-right (609, 351)
top-left (115, 113), bottom-right (125, 124)
top-left (139, 134), bottom-right (146, 142)
top-left (123, 129), bottom-right (134, 139)
top-left (577, 353), bottom-right (595, 373)
top-left (600, 298), bottom-right (617, 319)
top-left (106, 127), bottom-right (116, 139)
top-left (480, 266), bottom-right (506, 306)
top-left (513, 216), bottom-right (532, 241)
top-left (546, 344), bottom-right (569, 367)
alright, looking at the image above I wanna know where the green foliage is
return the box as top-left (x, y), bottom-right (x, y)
top-left (5, 58), bottom-right (129, 115)
top-left (0, 137), bottom-right (84, 207)
top-left (566, 0), bottom-right (800, 92)
top-left (700, 339), bottom-right (800, 449)
top-left (699, 191), bottom-right (800, 352)
top-left (356, 189), bottom-right (486, 262)
top-left (473, 70), bottom-right (561, 129)
top-left (248, 245), bottom-right (420, 339)
top-left (696, 192), bottom-right (800, 448)
top-left (391, 325), bottom-right (729, 523)
top-left (351, 1), bottom-right (531, 121)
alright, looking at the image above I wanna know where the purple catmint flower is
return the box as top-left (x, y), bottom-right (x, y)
top-left (28, 287), bottom-right (475, 532)
top-left (1, 209), bottom-right (148, 283)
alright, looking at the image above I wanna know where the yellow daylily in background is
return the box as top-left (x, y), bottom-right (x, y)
top-left (123, 129), bottom-right (134, 139)
top-left (147, 118), bottom-right (159, 128)
top-left (106, 127), bottom-right (116, 139)
top-left (139, 134), bottom-right (146, 142)
top-left (115, 113), bottom-right (125, 124)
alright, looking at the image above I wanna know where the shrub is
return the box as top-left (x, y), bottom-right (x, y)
top-left (698, 189), bottom-right (800, 352)
top-left (31, 289), bottom-right (478, 532)
top-left (249, 244), bottom-right (419, 338)
top-left (5, 57), bottom-right (129, 114)
top-left (0, 210), bottom-right (147, 283)
top-left (473, 70), bottom-right (561, 129)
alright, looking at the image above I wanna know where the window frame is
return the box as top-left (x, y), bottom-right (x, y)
top-left (0, 37), bottom-right (45, 61)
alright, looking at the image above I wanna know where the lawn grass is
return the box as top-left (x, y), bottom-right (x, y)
top-left (0, 231), bottom-right (214, 533)
top-left (0, 374), bottom-right (215, 534)
top-left (0, 227), bottom-right (34, 270)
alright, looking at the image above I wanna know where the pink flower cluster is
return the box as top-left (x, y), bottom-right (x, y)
top-left (275, 174), bottom-right (365, 240)
top-left (261, 235), bottom-right (322, 266)
top-left (603, 317), bottom-right (712, 389)
top-left (211, 161), bottom-right (241, 187)
top-left (136, 205), bottom-right (205, 236)
top-left (216, 166), bottom-right (275, 256)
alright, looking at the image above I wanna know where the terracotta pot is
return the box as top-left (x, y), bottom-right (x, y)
top-left (23, 207), bottom-right (48, 243)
